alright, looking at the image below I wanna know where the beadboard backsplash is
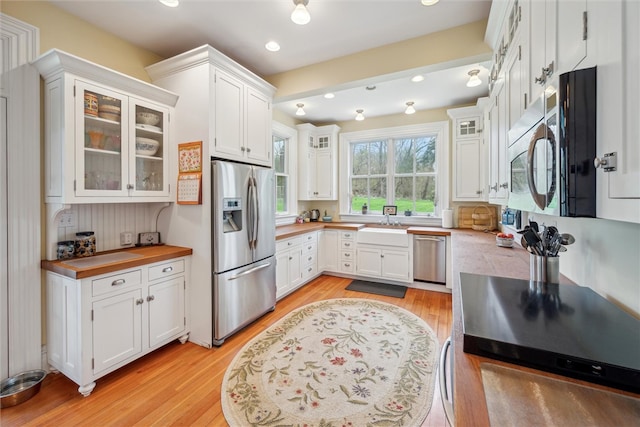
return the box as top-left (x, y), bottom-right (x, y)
top-left (55, 203), bottom-right (167, 254)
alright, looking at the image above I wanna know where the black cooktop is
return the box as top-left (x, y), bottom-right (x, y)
top-left (460, 273), bottom-right (640, 393)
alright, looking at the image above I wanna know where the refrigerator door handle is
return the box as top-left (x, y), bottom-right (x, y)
top-left (247, 177), bottom-right (255, 250)
top-left (252, 176), bottom-right (259, 250)
top-left (228, 262), bottom-right (272, 280)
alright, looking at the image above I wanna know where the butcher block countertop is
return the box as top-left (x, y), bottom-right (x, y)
top-left (276, 222), bottom-right (452, 240)
top-left (448, 230), bottom-right (640, 426)
top-left (41, 245), bottom-right (193, 279)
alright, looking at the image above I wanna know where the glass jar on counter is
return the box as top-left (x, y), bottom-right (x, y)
top-left (56, 241), bottom-right (75, 260)
top-left (74, 231), bottom-right (96, 257)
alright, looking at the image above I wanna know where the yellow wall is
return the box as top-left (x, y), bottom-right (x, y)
top-left (1, 1), bottom-right (163, 82)
top-left (265, 20), bottom-right (490, 99)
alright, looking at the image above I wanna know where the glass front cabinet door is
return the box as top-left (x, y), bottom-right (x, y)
top-left (75, 81), bottom-right (169, 199)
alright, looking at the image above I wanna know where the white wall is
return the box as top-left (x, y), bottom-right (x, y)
top-left (527, 213), bottom-right (640, 317)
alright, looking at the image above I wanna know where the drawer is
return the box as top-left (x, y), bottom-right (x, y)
top-left (149, 259), bottom-right (185, 281)
top-left (340, 250), bottom-right (354, 260)
top-left (302, 252), bottom-right (316, 266)
top-left (302, 263), bottom-right (317, 279)
top-left (302, 241), bottom-right (317, 255)
top-left (302, 232), bottom-right (317, 243)
top-left (92, 269), bottom-right (142, 297)
top-left (341, 231), bottom-right (355, 240)
top-left (276, 236), bottom-right (302, 252)
top-left (340, 240), bottom-right (355, 250)
top-left (339, 261), bottom-right (355, 273)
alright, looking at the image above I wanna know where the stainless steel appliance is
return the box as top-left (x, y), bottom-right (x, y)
top-left (413, 235), bottom-right (446, 284)
top-left (508, 67), bottom-right (597, 217)
top-left (212, 160), bottom-right (276, 346)
top-left (460, 273), bottom-right (640, 393)
top-left (310, 209), bottom-right (320, 222)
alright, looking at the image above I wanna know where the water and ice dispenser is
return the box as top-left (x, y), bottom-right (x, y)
top-left (222, 198), bottom-right (242, 233)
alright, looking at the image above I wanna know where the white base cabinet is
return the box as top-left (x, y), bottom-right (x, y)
top-left (46, 256), bottom-right (190, 396)
top-left (356, 247), bottom-right (411, 283)
top-left (318, 229), bottom-right (339, 272)
top-left (276, 232), bottom-right (320, 300)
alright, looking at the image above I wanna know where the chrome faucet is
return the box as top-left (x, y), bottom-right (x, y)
top-left (385, 213), bottom-right (390, 225)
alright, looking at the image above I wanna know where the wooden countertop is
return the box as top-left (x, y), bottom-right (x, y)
top-left (276, 222), bottom-right (451, 240)
top-left (41, 245), bottom-right (193, 279)
top-left (448, 230), bottom-right (640, 426)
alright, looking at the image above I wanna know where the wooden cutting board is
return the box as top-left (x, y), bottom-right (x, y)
top-left (457, 205), bottom-right (497, 229)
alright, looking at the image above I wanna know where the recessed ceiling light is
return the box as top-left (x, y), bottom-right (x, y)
top-left (421, 0), bottom-right (440, 5)
top-left (411, 75), bottom-right (424, 82)
top-left (324, 93), bottom-right (335, 99)
top-left (159, 0), bottom-right (179, 7)
top-left (265, 41), bottom-right (280, 52)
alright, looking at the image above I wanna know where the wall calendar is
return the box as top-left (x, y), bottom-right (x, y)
top-left (177, 141), bottom-right (202, 204)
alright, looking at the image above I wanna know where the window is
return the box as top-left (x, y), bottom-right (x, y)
top-left (273, 135), bottom-right (288, 214)
top-left (272, 121), bottom-right (297, 221)
top-left (340, 122), bottom-right (449, 218)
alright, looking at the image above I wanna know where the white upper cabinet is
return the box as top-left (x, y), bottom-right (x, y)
top-left (33, 50), bottom-right (178, 204)
top-left (556, 0), bottom-right (588, 75)
top-left (487, 80), bottom-right (509, 205)
top-left (527, 0), bottom-right (557, 105)
top-left (297, 123), bottom-right (340, 200)
top-left (448, 104), bottom-right (487, 202)
top-left (146, 45), bottom-right (276, 168)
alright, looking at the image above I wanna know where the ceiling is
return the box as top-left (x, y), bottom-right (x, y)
top-left (48, 0), bottom-right (493, 123)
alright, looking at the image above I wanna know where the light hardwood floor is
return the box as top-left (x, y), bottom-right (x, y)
top-left (1, 275), bottom-right (452, 426)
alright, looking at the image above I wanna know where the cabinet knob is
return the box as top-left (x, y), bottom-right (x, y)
top-left (476, 190), bottom-right (482, 195)
top-left (380, 254), bottom-right (385, 258)
top-left (241, 146), bottom-right (246, 152)
top-left (490, 183), bottom-right (498, 192)
top-left (147, 295), bottom-right (155, 302)
top-left (289, 256), bottom-right (293, 260)
top-left (500, 182), bottom-right (509, 189)
top-left (246, 147), bottom-right (251, 153)
top-left (136, 298), bottom-right (144, 305)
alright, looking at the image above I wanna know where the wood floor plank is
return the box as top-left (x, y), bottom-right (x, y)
top-left (0, 275), bottom-right (452, 426)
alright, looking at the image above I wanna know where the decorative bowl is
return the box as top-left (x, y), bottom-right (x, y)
top-left (136, 111), bottom-right (161, 126)
top-left (135, 137), bottom-right (160, 156)
top-left (0, 370), bottom-right (47, 408)
top-left (496, 236), bottom-right (514, 248)
top-left (322, 216), bottom-right (332, 222)
top-left (98, 104), bottom-right (121, 122)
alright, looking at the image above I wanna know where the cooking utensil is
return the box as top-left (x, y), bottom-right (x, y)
top-left (561, 233), bottom-right (575, 245)
top-left (529, 219), bottom-right (539, 233)
top-left (523, 228), bottom-right (544, 255)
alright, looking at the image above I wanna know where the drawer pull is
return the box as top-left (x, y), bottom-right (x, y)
top-left (308, 245), bottom-right (312, 250)
top-left (308, 256), bottom-right (312, 261)
top-left (344, 243), bottom-right (351, 247)
top-left (345, 253), bottom-right (350, 257)
top-left (345, 233), bottom-right (351, 238)
top-left (111, 279), bottom-right (126, 287)
top-left (344, 263), bottom-right (350, 267)
top-left (289, 256), bottom-right (293, 260)
top-left (162, 266), bottom-right (173, 273)
top-left (307, 236), bottom-right (312, 240)
top-left (136, 298), bottom-right (144, 305)
top-left (288, 242), bottom-right (292, 246)
top-left (308, 267), bottom-right (312, 272)
top-left (147, 295), bottom-right (155, 302)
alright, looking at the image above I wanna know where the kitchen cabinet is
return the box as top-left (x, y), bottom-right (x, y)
top-left (297, 124), bottom-right (340, 200)
top-left (46, 256), bottom-right (190, 396)
top-left (214, 69), bottom-right (272, 166)
top-left (338, 230), bottom-right (356, 274)
top-left (33, 50), bottom-right (178, 204)
top-left (594, 0), bottom-right (640, 223)
top-left (300, 232), bottom-right (318, 283)
top-left (527, 0), bottom-right (557, 105)
top-left (275, 235), bottom-right (303, 299)
top-left (355, 247), bottom-right (411, 282)
top-left (318, 229), bottom-right (339, 272)
top-left (556, 0), bottom-right (588, 75)
top-left (487, 78), bottom-right (509, 204)
top-left (448, 104), bottom-right (487, 202)
top-left (146, 45), bottom-right (276, 169)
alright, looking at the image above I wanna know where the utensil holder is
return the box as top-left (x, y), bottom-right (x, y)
top-left (530, 254), bottom-right (559, 284)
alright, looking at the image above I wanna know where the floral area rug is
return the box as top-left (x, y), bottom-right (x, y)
top-left (221, 298), bottom-right (439, 426)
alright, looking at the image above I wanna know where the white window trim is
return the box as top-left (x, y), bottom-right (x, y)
top-left (272, 121), bottom-right (298, 226)
top-left (338, 122), bottom-right (449, 226)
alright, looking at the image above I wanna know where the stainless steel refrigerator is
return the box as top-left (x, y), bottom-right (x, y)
top-left (211, 160), bottom-right (276, 345)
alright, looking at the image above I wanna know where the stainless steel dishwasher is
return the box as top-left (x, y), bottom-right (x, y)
top-left (413, 235), bottom-right (446, 284)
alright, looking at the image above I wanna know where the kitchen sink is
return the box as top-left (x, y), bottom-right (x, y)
top-left (62, 252), bottom-right (143, 268)
top-left (357, 227), bottom-right (409, 247)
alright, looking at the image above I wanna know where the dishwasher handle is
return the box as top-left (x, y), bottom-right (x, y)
top-left (439, 336), bottom-right (454, 426)
top-left (415, 236), bottom-right (445, 242)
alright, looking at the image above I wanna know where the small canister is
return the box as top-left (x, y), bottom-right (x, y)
top-left (84, 92), bottom-right (99, 117)
top-left (75, 231), bottom-right (96, 257)
top-left (56, 240), bottom-right (75, 260)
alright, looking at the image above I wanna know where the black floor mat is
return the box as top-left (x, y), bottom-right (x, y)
top-left (345, 280), bottom-right (407, 298)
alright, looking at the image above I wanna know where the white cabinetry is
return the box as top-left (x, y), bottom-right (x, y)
top-left (275, 231), bottom-right (319, 299)
top-left (46, 256), bottom-right (190, 396)
top-left (33, 50), bottom-right (178, 204)
top-left (297, 124), bottom-right (340, 200)
top-left (594, 0), bottom-right (640, 223)
top-left (528, 0), bottom-right (557, 104)
top-left (214, 69), bottom-right (273, 166)
top-left (339, 231), bottom-right (356, 274)
top-left (487, 78), bottom-right (509, 204)
top-left (355, 231), bottom-right (411, 283)
top-left (318, 229), bottom-right (339, 272)
top-left (448, 104), bottom-right (487, 202)
top-left (146, 45), bottom-right (276, 168)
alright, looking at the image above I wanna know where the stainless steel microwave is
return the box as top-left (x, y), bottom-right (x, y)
top-left (508, 67), bottom-right (597, 217)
